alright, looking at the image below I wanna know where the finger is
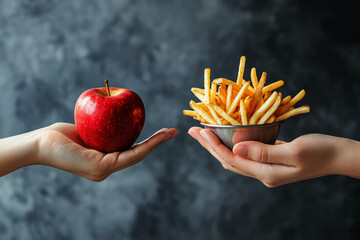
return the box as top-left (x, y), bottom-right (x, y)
top-left (188, 127), bottom-right (231, 166)
top-left (49, 122), bottom-right (87, 146)
top-left (49, 122), bottom-right (76, 136)
top-left (199, 129), bottom-right (261, 178)
top-left (188, 127), bottom-right (210, 150)
top-left (132, 128), bottom-right (177, 147)
top-left (188, 128), bottom-right (253, 177)
top-left (233, 141), bottom-right (295, 166)
top-left (112, 128), bottom-right (178, 169)
top-left (188, 127), bottom-right (223, 159)
top-left (188, 128), bottom-right (232, 169)
top-left (200, 130), bottom-right (299, 186)
top-left (258, 163), bottom-right (298, 188)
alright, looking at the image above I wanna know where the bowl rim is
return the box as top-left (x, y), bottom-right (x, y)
top-left (200, 121), bottom-right (283, 129)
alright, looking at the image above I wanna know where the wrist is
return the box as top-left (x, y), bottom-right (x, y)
top-left (331, 137), bottom-right (360, 178)
top-left (21, 129), bottom-right (42, 166)
top-left (0, 129), bottom-right (41, 177)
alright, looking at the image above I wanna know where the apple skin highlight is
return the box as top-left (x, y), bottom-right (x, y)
top-left (74, 87), bottom-right (145, 153)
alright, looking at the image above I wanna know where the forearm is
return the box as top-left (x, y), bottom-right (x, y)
top-left (0, 130), bottom-right (40, 177)
top-left (332, 136), bottom-right (360, 179)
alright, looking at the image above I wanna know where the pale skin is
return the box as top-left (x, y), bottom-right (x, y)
top-left (188, 127), bottom-right (360, 187)
top-left (0, 123), bottom-right (178, 181)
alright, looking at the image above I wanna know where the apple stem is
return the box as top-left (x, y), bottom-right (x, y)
top-left (104, 80), bottom-right (111, 96)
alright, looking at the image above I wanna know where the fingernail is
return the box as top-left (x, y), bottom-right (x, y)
top-left (234, 145), bottom-right (247, 157)
top-left (200, 130), bottom-right (210, 141)
top-left (188, 129), bottom-right (195, 137)
top-left (188, 131), bottom-right (201, 142)
top-left (161, 133), bottom-right (172, 143)
top-left (171, 130), bottom-right (179, 137)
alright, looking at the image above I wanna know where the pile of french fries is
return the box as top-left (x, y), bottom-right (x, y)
top-left (183, 56), bottom-right (310, 125)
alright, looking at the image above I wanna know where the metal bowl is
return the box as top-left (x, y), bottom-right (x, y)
top-left (201, 122), bottom-right (282, 149)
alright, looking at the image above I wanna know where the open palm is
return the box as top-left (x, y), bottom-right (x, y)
top-left (37, 123), bottom-right (177, 181)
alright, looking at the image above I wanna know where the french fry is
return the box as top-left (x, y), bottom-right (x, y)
top-left (215, 95), bottom-right (222, 106)
top-left (266, 115), bottom-right (275, 124)
top-left (251, 68), bottom-right (258, 89)
top-left (226, 85), bottom-right (233, 113)
top-left (206, 103), bottom-right (223, 125)
top-left (192, 91), bottom-right (205, 102)
top-left (288, 89), bottom-right (306, 106)
top-left (231, 87), bottom-right (237, 103)
top-left (195, 102), bottom-right (210, 113)
top-left (258, 95), bottom-right (282, 124)
top-left (242, 79), bottom-right (255, 94)
top-left (236, 56), bottom-right (246, 85)
top-left (195, 102), bottom-right (206, 108)
top-left (262, 80), bottom-right (284, 94)
top-left (249, 91), bottom-right (278, 125)
top-left (213, 78), bottom-right (237, 87)
top-left (249, 72), bottom-right (267, 116)
top-left (222, 120), bottom-right (230, 125)
top-left (231, 112), bottom-right (239, 119)
top-left (213, 78), bottom-right (254, 96)
top-left (248, 85), bottom-right (255, 93)
top-left (254, 95), bottom-right (264, 113)
top-left (194, 115), bottom-right (206, 123)
top-left (190, 100), bottom-right (216, 124)
top-left (185, 56), bottom-right (310, 127)
top-left (211, 103), bottom-right (241, 125)
top-left (240, 99), bottom-right (248, 125)
top-left (276, 89), bottom-right (305, 115)
top-left (183, 110), bottom-right (197, 118)
top-left (281, 95), bottom-right (291, 105)
top-left (244, 96), bottom-right (252, 112)
top-left (191, 87), bottom-right (204, 95)
top-left (263, 92), bottom-right (272, 101)
top-left (211, 82), bottom-right (217, 104)
top-left (219, 84), bottom-right (227, 110)
top-left (227, 82), bottom-right (250, 114)
top-left (204, 68), bottom-right (211, 104)
top-left (275, 105), bottom-right (310, 122)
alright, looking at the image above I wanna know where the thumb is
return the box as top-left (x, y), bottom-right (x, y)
top-left (233, 141), bottom-right (295, 165)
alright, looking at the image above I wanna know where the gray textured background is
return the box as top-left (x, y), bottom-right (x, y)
top-left (1, 0), bottom-right (360, 239)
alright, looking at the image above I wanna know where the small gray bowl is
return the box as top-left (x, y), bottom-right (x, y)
top-left (201, 122), bottom-right (282, 149)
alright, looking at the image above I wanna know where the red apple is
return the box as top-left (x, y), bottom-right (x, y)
top-left (74, 80), bottom-right (145, 152)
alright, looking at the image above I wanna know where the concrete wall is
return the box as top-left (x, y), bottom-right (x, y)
top-left (0, 0), bottom-right (359, 239)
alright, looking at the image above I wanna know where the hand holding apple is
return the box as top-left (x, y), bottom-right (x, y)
top-left (0, 81), bottom-right (178, 180)
top-left (74, 80), bottom-right (145, 152)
